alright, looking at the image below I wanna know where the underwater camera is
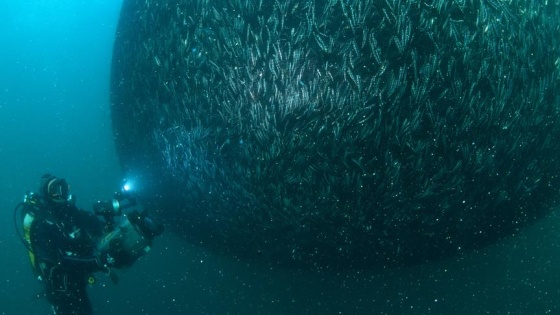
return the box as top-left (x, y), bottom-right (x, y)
top-left (93, 184), bottom-right (164, 269)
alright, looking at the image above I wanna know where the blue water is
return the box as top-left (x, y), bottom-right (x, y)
top-left (0, 0), bottom-right (124, 313)
top-left (2, 1), bottom-right (560, 314)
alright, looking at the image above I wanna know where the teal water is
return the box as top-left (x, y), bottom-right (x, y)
top-left (1, 1), bottom-right (560, 314)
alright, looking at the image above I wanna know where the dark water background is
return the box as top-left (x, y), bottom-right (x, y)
top-left (1, 1), bottom-right (560, 314)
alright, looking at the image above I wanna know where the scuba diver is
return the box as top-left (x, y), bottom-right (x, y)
top-left (14, 174), bottom-right (163, 315)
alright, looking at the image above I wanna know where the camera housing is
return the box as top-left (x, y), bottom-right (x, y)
top-left (97, 209), bottom-right (163, 268)
top-left (93, 189), bottom-right (163, 269)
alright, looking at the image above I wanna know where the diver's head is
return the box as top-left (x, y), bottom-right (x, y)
top-left (39, 174), bottom-right (70, 204)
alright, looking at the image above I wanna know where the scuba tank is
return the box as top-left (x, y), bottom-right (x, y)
top-left (15, 192), bottom-right (42, 272)
top-left (23, 211), bottom-right (36, 269)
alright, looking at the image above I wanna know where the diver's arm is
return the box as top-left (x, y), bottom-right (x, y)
top-left (53, 208), bottom-right (108, 272)
top-left (56, 251), bottom-right (105, 273)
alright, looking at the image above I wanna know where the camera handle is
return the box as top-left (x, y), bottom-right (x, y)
top-left (93, 192), bottom-right (138, 232)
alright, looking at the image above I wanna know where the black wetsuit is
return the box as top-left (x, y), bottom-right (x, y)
top-left (28, 201), bottom-right (104, 315)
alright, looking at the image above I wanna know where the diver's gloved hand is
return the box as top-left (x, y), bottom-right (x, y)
top-left (95, 251), bottom-right (115, 270)
top-left (95, 251), bottom-right (120, 284)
